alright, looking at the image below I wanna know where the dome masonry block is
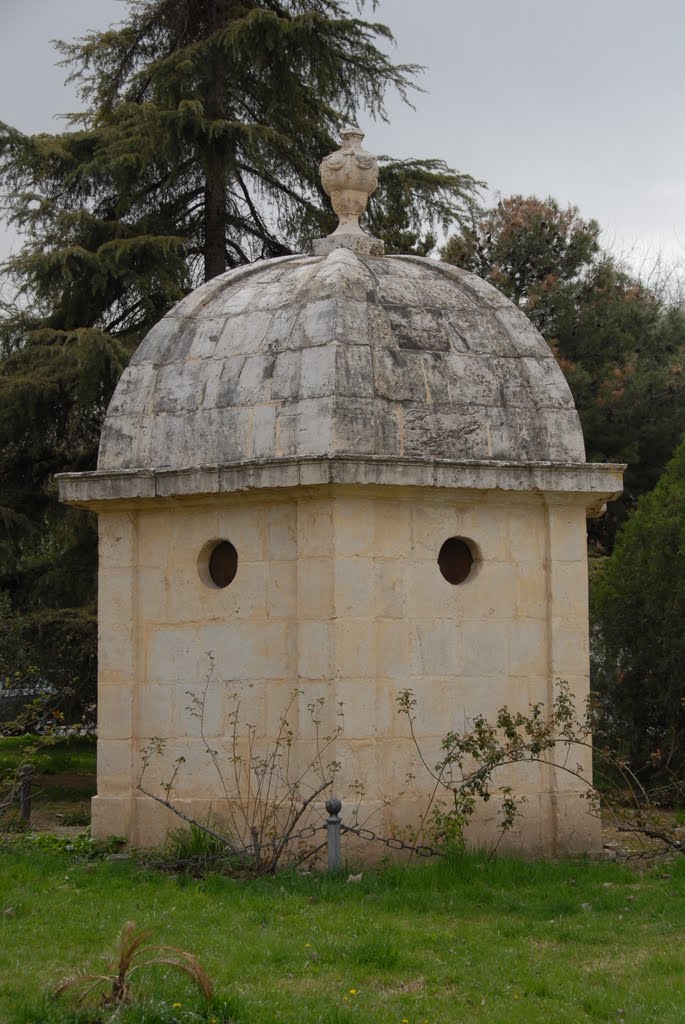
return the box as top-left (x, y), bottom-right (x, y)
top-left (58, 132), bottom-right (624, 859)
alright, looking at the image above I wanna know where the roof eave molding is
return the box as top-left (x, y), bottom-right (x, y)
top-left (57, 456), bottom-right (624, 516)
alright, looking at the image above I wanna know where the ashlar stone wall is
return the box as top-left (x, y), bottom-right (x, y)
top-left (93, 483), bottom-right (598, 856)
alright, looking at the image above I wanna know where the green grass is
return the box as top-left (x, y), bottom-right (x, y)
top-left (2, 844), bottom-right (685, 1023)
top-left (0, 735), bottom-right (96, 776)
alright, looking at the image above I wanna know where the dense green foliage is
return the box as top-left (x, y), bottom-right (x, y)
top-left (443, 196), bottom-right (685, 545)
top-left (592, 436), bottom-right (685, 777)
top-left (0, 0), bottom-right (479, 713)
top-left (2, 845), bottom-right (685, 1023)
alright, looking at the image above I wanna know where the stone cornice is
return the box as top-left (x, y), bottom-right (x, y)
top-left (58, 456), bottom-right (624, 514)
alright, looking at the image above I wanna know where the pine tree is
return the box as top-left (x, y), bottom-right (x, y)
top-left (0, 0), bottom-right (480, 715)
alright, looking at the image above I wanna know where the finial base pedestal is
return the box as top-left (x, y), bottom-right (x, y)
top-left (313, 233), bottom-right (384, 257)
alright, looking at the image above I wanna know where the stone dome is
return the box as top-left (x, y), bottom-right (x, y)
top-left (99, 248), bottom-right (585, 472)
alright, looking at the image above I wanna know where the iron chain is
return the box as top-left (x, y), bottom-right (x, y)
top-left (341, 823), bottom-right (441, 859)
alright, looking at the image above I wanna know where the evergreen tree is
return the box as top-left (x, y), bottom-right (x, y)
top-left (0, 0), bottom-right (480, 715)
top-left (592, 436), bottom-right (685, 778)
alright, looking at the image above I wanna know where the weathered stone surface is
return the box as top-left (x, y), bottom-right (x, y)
top-left (97, 250), bottom-right (586, 472)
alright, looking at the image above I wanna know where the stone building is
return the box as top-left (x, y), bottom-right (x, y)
top-left (59, 129), bottom-right (623, 855)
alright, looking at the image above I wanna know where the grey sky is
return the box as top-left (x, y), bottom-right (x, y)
top-left (1, 0), bottom-right (683, 265)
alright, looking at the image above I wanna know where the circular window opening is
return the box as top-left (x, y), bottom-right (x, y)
top-left (438, 537), bottom-right (475, 585)
top-left (207, 540), bottom-right (238, 588)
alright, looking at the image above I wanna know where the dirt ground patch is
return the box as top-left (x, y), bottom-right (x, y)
top-left (26, 773), bottom-right (95, 832)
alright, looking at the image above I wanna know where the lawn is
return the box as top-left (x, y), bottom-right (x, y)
top-left (0, 736), bottom-right (96, 777)
top-left (1, 840), bottom-right (685, 1024)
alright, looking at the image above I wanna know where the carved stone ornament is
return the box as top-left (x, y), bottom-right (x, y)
top-left (313, 126), bottom-right (384, 256)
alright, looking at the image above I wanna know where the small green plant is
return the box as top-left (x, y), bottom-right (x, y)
top-left (58, 806), bottom-right (91, 827)
top-left (164, 820), bottom-right (233, 863)
top-left (54, 920), bottom-right (214, 1007)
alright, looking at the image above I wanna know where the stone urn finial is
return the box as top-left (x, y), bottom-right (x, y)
top-left (313, 126), bottom-right (384, 257)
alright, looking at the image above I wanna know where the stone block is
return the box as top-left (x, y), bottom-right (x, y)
top-left (298, 558), bottom-right (334, 620)
top-left (550, 622), bottom-right (590, 677)
top-left (266, 504), bottom-right (297, 561)
top-left (404, 559), bottom-right (461, 620)
top-left (508, 621), bottom-right (548, 677)
top-left (410, 620), bottom-right (462, 677)
top-left (252, 405), bottom-right (278, 459)
top-left (136, 509), bottom-right (174, 569)
top-left (336, 345), bottom-right (374, 397)
top-left (515, 562), bottom-right (547, 620)
top-left (97, 740), bottom-right (133, 795)
top-left (507, 506), bottom-right (546, 562)
top-left (199, 622), bottom-right (290, 680)
top-left (187, 317), bottom-right (226, 359)
top-left (333, 496), bottom-right (375, 557)
top-left (334, 620), bottom-right (375, 677)
top-left (463, 562), bottom-right (518, 621)
top-left (373, 500), bottom-right (411, 558)
top-left (375, 620), bottom-right (410, 679)
top-left (221, 309), bottom-right (273, 355)
top-left (138, 682), bottom-right (175, 737)
top-left (403, 405), bottom-right (493, 462)
top-left (373, 347), bottom-right (424, 402)
top-left (267, 561), bottom-right (297, 620)
top-left (91, 796), bottom-right (132, 842)
top-left (99, 513), bottom-right (137, 569)
top-left (522, 355), bottom-right (576, 409)
top-left (276, 397), bottom-right (334, 457)
top-left (152, 360), bottom-right (205, 414)
top-left (374, 559), bottom-right (405, 618)
top-left (547, 504), bottom-right (589, 561)
top-left (99, 568), bottom-right (135, 627)
top-left (297, 297), bottom-right (369, 346)
top-left (146, 627), bottom-right (203, 685)
top-left (549, 562), bottom-right (589, 620)
top-left (334, 557), bottom-right (375, 618)
top-left (99, 624), bottom-right (136, 678)
top-left (297, 621), bottom-right (333, 679)
top-left (461, 620), bottom-right (508, 677)
top-left (333, 398), bottom-right (383, 457)
top-left (542, 408), bottom-right (586, 462)
top-left (98, 685), bottom-right (134, 740)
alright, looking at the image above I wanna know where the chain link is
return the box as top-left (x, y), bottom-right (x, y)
top-left (280, 824), bottom-right (322, 844)
top-left (341, 823), bottom-right (441, 859)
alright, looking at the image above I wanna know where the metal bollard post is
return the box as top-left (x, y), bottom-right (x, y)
top-left (19, 764), bottom-right (33, 823)
top-left (325, 797), bottom-right (342, 871)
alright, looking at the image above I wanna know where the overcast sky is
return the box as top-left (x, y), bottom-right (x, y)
top-left (1, 0), bottom-right (684, 267)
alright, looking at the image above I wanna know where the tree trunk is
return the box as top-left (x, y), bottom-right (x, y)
top-left (204, 148), bottom-right (226, 281)
top-left (202, 0), bottom-right (231, 282)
